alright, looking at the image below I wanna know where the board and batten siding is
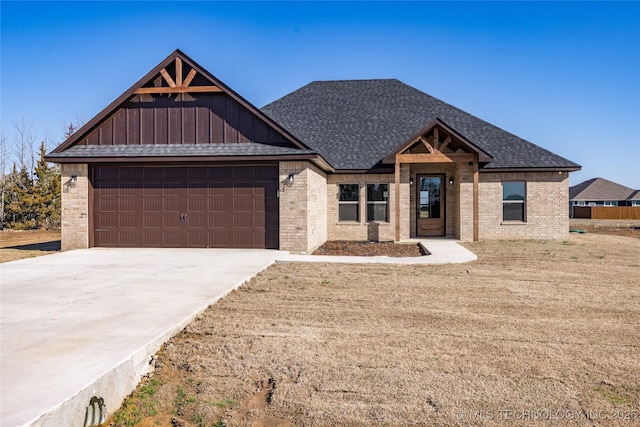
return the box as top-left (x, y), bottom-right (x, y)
top-left (77, 93), bottom-right (291, 146)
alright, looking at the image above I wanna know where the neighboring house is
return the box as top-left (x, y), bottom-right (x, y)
top-left (47, 50), bottom-right (580, 252)
top-left (569, 178), bottom-right (640, 217)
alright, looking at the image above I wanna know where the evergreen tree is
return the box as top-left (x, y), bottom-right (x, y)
top-left (5, 163), bottom-right (36, 229)
top-left (32, 141), bottom-right (61, 229)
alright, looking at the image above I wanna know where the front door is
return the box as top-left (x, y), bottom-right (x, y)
top-left (416, 174), bottom-right (445, 237)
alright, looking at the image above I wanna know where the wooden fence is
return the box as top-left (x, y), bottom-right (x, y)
top-left (573, 206), bottom-right (640, 219)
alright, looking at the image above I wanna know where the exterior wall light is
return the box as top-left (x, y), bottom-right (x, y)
top-left (288, 173), bottom-right (295, 185)
top-left (409, 177), bottom-right (414, 185)
top-left (449, 177), bottom-right (454, 185)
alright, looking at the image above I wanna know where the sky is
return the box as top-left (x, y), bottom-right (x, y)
top-left (1, 1), bottom-right (639, 188)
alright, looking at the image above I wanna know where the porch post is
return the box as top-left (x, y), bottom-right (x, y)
top-left (395, 160), bottom-right (401, 241)
top-left (473, 158), bottom-right (479, 242)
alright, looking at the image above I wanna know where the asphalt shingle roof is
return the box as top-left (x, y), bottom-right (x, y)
top-left (261, 79), bottom-right (580, 171)
top-left (47, 143), bottom-right (316, 159)
top-left (569, 177), bottom-right (637, 201)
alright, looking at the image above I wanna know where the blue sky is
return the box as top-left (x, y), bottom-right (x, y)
top-left (1, 1), bottom-right (638, 188)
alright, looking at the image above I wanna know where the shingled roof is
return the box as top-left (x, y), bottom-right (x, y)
top-left (261, 79), bottom-right (581, 171)
top-left (570, 177), bottom-right (637, 201)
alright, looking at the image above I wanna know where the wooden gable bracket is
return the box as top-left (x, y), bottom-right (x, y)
top-left (397, 128), bottom-right (475, 163)
top-left (134, 58), bottom-right (223, 94)
top-left (419, 136), bottom-right (435, 153)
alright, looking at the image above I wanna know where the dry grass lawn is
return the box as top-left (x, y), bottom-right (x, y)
top-left (108, 233), bottom-right (640, 427)
top-left (0, 230), bottom-right (60, 263)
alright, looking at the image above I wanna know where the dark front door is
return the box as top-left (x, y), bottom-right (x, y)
top-left (92, 165), bottom-right (279, 249)
top-left (416, 174), bottom-right (445, 237)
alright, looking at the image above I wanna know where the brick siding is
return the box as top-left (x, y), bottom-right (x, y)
top-left (278, 161), bottom-right (327, 253)
top-left (61, 163), bottom-right (89, 250)
top-left (477, 171), bottom-right (569, 240)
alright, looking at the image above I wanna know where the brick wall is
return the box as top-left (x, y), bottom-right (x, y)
top-left (306, 164), bottom-right (328, 251)
top-left (61, 163), bottom-right (89, 250)
top-left (327, 173), bottom-right (397, 242)
top-left (478, 171), bottom-right (569, 240)
top-left (279, 161), bottom-right (327, 253)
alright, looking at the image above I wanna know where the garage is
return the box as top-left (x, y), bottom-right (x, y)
top-left (92, 165), bottom-right (279, 249)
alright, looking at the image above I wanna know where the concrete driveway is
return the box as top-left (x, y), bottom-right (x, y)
top-left (0, 248), bottom-right (282, 427)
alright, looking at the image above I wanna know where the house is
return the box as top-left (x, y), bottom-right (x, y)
top-left (47, 50), bottom-right (581, 252)
top-left (570, 178), bottom-right (640, 218)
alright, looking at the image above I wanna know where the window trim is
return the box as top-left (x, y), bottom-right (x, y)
top-left (338, 183), bottom-right (360, 222)
top-left (366, 183), bottom-right (390, 223)
top-left (502, 180), bottom-right (527, 223)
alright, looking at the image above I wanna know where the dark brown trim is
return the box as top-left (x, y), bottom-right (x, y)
top-left (415, 173), bottom-right (446, 237)
top-left (88, 161), bottom-right (280, 168)
top-left (88, 166), bottom-right (94, 248)
top-left (46, 154), bottom-right (320, 164)
top-left (333, 168), bottom-right (395, 174)
top-left (481, 167), bottom-right (581, 173)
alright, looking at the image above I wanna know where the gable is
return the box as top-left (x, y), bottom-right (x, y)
top-left (383, 119), bottom-right (493, 164)
top-left (49, 50), bottom-right (310, 158)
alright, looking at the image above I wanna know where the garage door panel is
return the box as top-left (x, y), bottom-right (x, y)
top-left (233, 197), bottom-right (253, 213)
top-left (93, 166), bottom-right (278, 248)
top-left (119, 230), bottom-right (144, 246)
top-left (143, 182), bottom-right (163, 196)
top-left (187, 212), bottom-right (208, 228)
top-left (209, 212), bottom-right (233, 228)
top-left (95, 197), bottom-right (118, 212)
top-left (163, 182), bottom-right (181, 196)
top-left (163, 213), bottom-right (182, 229)
top-left (143, 198), bottom-right (162, 212)
top-left (208, 197), bottom-right (227, 212)
top-left (143, 213), bottom-right (163, 228)
top-left (118, 198), bottom-right (140, 213)
top-left (163, 197), bottom-right (182, 212)
top-left (187, 230), bottom-right (208, 246)
top-left (119, 213), bottom-right (141, 229)
top-left (233, 185), bottom-right (253, 197)
top-left (188, 198), bottom-right (207, 212)
top-left (162, 230), bottom-right (186, 247)
top-left (96, 213), bottom-right (119, 228)
top-left (233, 230), bottom-right (256, 247)
top-left (144, 230), bottom-right (164, 246)
top-left (209, 229), bottom-right (233, 248)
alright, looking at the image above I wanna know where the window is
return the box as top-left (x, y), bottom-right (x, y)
top-left (367, 184), bottom-right (389, 222)
top-left (502, 181), bottom-right (526, 222)
top-left (604, 201), bottom-right (618, 207)
top-left (632, 201), bottom-right (640, 207)
top-left (338, 184), bottom-right (359, 221)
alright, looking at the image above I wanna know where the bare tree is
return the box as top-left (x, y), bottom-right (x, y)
top-left (13, 118), bottom-right (37, 177)
top-left (0, 130), bottom-right (7, 227)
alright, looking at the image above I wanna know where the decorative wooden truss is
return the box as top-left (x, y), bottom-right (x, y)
top-left (396, 126), bottom-right (475, 163)
top-left (134, 58), bottom-right (222, 94)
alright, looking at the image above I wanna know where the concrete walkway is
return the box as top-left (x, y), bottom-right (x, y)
top-left (0, 239), bottom-right (475, 426)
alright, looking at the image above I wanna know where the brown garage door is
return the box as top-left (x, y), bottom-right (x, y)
top-left (93, 166), bottom-right (279, 249)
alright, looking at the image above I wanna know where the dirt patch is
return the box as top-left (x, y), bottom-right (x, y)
top-left (0, 230), bottom-right (61, 263)
top-left (107, 233), bottom-right (640, 426)
top-left (570, 219), bottom-right (640, 238)
top-left (313, 240), bottom-right (427, 257)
